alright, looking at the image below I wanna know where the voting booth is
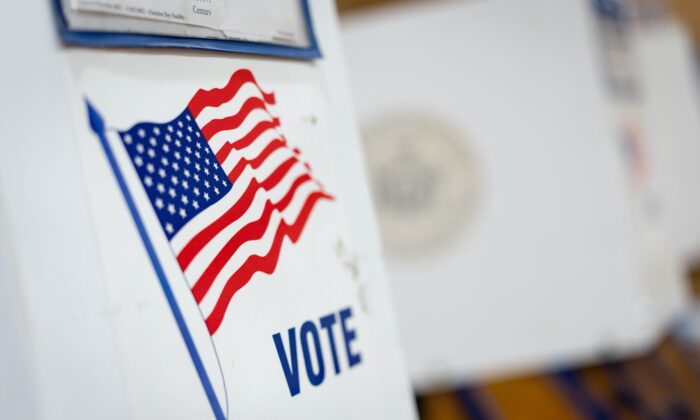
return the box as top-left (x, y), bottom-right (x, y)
top-left (342, 0), bottom-right (689, 389)
top-left (0, 1), bottom-right (416, 419)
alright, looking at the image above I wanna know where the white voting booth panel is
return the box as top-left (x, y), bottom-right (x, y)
top-left (342, 0), bottom-right (686, 388)
top-left (0, 1), bottom-right (416, 420)
top-left (635, 20), bottom-right (700, 265)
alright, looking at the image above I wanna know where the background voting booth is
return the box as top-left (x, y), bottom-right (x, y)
top-left (635, 15), bottom-right (700, 266)
top-left (0, 1), bottom-right (416, 419)
top-left (342, 0), bottom-right (697, 389)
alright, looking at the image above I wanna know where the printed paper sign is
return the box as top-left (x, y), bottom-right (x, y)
top-left (68, 0), bottom-right (310, 46)
top-left (73, 0), bottom-right (227, 29)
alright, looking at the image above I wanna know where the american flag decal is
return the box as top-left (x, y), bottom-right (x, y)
top-left (118, 69), bottom-right (334, 335)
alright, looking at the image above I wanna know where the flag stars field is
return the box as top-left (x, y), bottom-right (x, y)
top-left (120, 108), bottom-right (234, 241)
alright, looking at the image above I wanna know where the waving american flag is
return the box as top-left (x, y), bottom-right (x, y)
top-left (117, 69), bottom-right (333, 335)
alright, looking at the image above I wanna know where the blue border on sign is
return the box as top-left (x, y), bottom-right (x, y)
top-left (53, 0), bottom-right (320, 60)
top-left (87, 101), bottom-right (227, 420)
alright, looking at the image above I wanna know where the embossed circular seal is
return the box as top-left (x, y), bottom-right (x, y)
top-left (362, 112), bottom-right (480, 258)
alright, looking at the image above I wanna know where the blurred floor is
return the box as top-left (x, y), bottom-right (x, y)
top-left (416, 334), bottom-right (700, 420)
top-left (667, 0), bottom-right (700, 48)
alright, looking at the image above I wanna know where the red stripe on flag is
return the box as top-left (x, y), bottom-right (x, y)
top-left (200, 97), bottom-right (278, 140)
top-left (188, 69), bottom-right (275, 119)
top-left (191, 173), bottom-right (314, 302)
top-left (176, 156), bottom-right (301, 270)
top-left (226, 138), bottom-right (288, 183)
top-left (215, 119), bottom-right (282, 164)
top-left (205, 191), bottom-right (334, 334)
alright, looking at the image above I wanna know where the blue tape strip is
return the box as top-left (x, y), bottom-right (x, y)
top-left (455, 386), bottom-right (490, 420)
top-left (87, 101), bottom-right (226, 420)
top-left (553, 369), bottom-right (613, 420)
top-left (55, 0), bottom-right (320, 60)
top-left (593, 0), bottom-right (626, 22)
top-left (605, 361), bottom-right (651, 417)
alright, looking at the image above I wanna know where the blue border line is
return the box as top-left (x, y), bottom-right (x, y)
top-left (553, 369), bottom-right (612, 420)
top-left (455, 386), bottom-right (490, 420)
top-left (54, 0), bottom-right (320, 60)
top-left (87, 101), bottom-right (226, 420)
